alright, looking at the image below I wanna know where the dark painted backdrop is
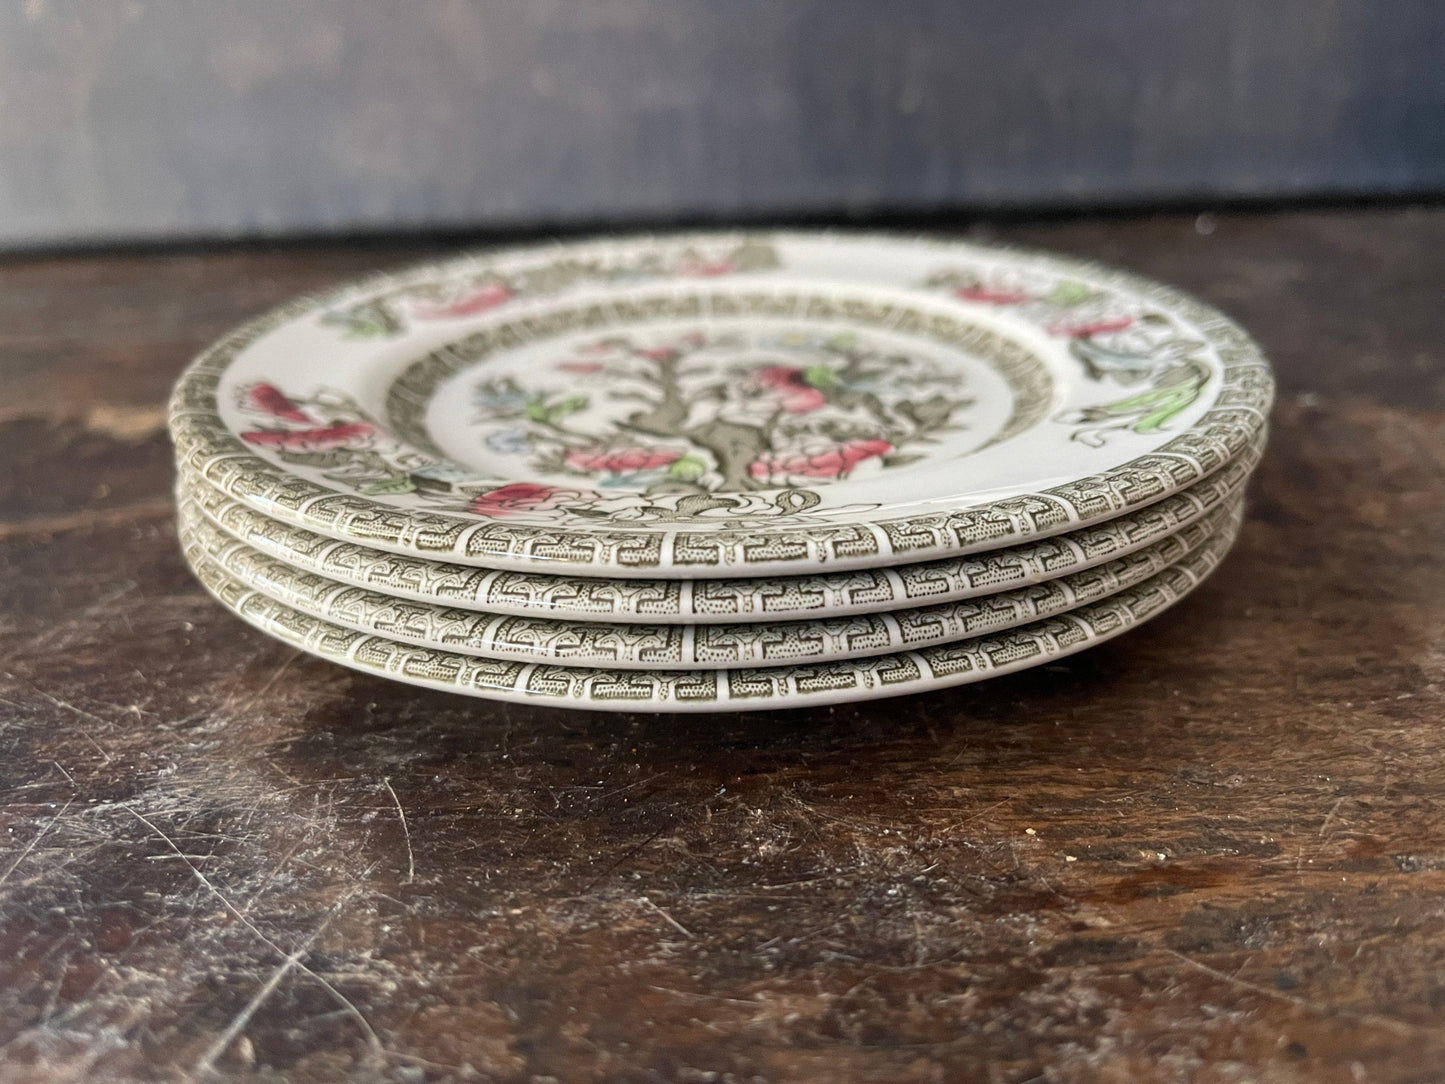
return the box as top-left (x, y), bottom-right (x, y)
top-left (3, 0), bottom-right (1442, 247)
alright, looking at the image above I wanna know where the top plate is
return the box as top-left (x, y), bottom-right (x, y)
top-left (169, 231), bottom-right (1272, 577)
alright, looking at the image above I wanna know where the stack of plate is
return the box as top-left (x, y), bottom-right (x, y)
top-left (169, 232), bottom-right (1272, 712)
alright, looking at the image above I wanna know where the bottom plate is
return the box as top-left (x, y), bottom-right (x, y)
top-left (181, 511), bottom-right (1242, 712)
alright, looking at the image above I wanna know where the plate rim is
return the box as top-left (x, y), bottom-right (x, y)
top-left (182, 512), bottom-right (1238, 713)
top-left (178, 490), bottom-right (1241, 671)
top-left (175, 430), bottom-right (1260, 625)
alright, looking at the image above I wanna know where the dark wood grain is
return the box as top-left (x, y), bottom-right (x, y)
top-left (1, 207), bottom-right (1442, 1082)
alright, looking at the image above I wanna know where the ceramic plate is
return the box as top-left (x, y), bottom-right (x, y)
top-left (176, 432), bottom-right (1258, 625)
top-left (169, 231), bottom-right (1272, 578)
top-left (182, 517), bottom-right (1237, 712)
top-left (178, 493), bottom-right (1239, 671)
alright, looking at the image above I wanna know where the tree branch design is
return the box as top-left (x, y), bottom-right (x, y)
top-left (471, 330), bottom-right (974, 497)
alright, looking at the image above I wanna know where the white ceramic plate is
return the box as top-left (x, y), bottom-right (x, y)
top-left (176, 431), bottom-right (1258, 625)
top-left (178, 493), bottom-right (1239, 671)
top-left (169, 231), bottom-right (1272, 578)
top-left (182, 516), bottom-right (1238, 712)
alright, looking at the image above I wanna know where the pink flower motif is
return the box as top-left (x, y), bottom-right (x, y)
top-left (557, 361), bottom-right (605, 374)
top-left (242, 383), bottom-right (311, 423)
top-left (637, 346), bottom-right (679, 362)
top-left (753, 366), bottom-right (827, 414)
top-left (749, 439), bottom-right (893, 481)
top-left (416, 282), bottom-right (512, 319)
top-left (468, 482), bottom-right (573, 517)
top-left (678, 259), bottom-right (735, 277)
top-left (565, 447), bottom-right (683, 474)
top-left (1048, 316), bottom-right (1134, 338)
top-left (240, 421), bottom-right (376, 451)
top-left (955, 285), bottom-right (1031, 305)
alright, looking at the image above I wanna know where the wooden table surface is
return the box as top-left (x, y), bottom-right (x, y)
top-left (1, 206), bottom-right (1442, 1083)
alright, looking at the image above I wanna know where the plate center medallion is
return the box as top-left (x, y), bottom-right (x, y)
top-left (429, 320), bottom-right (1020, 495)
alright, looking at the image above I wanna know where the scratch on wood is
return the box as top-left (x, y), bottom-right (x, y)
top-left (0, 799), bottom-right (72, 890)
top-left (1162, 948), bottom-right (1421, 1037)
top-left (215, 649), bottom-right (303, 722)
top-left (938, 797), bottom-right (1016, 834)
top-left (381, 778), bottom-right (415, 886)
top-left (120, 805), bottom-right (386, 1065)
top-left (639, 896), bottom-right (695, 940)
top-left (191, 887), bottom-right (359, 1079)
top-left (1318, 796), bottom-right (1348, 838)
top-left (238, 837), bottom-right (308, 917)
top-left (27, 688), bottom-right (115, 762)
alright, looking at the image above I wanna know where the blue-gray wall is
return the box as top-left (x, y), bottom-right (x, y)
top-left (3, 0), bottom-right (1442, 247)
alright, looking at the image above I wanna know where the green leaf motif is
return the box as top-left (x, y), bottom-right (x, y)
top-left (1047, 281), bottom-right (1094, 307)
top-left (361, 475), bottom-right (418, 495)
top-left (802, 365), bottom-right (838, 389)
top-left (666, 455), bottom-right (707, 483)
top-left (321, 300), bottom-right (403, 339)
top-left (882, 453), bottom-right (926, 468)
top-left (549, 396), bottom-right (589, 421)
top-left (270, 447), bottom-right (363, 470)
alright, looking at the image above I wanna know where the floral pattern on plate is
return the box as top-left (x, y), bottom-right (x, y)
top-left (169, 231), bottom-right (1272, 576)
top-left (923, 265), bottom-right (1214, 446)
top-left (319, 237), bottom-right (780, 338)
top-left (466, 327), bottom-right (973, 495)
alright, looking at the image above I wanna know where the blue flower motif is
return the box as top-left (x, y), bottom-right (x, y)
top-left (409, 461), bottom-right (484, 483)
top-left (598, 469), bottom-right (668, 488)
top-left (474, 388), bottom-right (531, 411)
top-left (485, 427), bottom-right (531, 455)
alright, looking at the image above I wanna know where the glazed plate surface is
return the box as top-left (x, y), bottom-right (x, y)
top-left (169, 232), bottom-right (1272, 577)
